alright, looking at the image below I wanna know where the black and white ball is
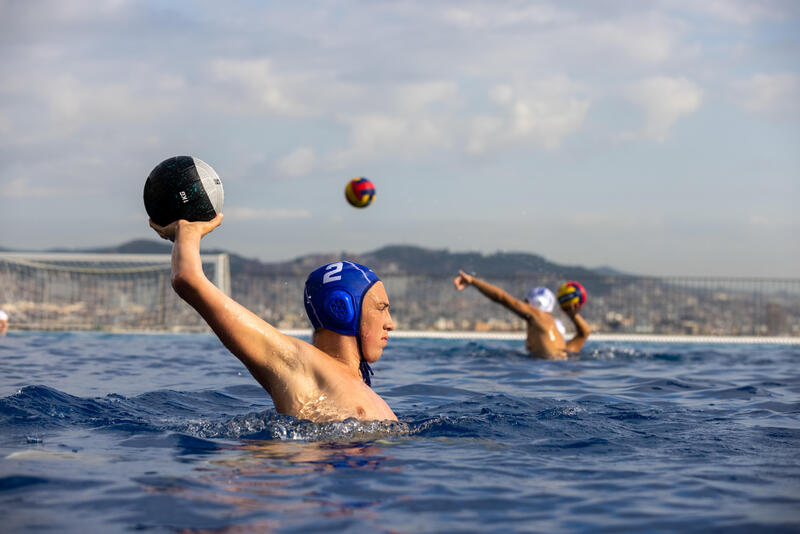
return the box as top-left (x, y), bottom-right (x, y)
top-left (144, 156), bottom-right (224, 226)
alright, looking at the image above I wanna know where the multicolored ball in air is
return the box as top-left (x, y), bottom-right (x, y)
top-left (557, 281), bottom-right (587, 310)
top-left (345, 177), bottom-right (376, 208)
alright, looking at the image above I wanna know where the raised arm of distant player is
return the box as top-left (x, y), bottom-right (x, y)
top-left (454, 270), bottom-right (547, 322)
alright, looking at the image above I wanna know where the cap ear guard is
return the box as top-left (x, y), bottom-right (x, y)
top-left (323, 290), bottom-right (356, 328)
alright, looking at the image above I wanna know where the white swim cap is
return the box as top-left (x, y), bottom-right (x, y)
top-left (0, 310), bottom-right (7, 321)
top-left (525, 287), bottom-right (556, 312)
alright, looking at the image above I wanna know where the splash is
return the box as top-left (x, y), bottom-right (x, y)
top-left (182, 411), bottom-right (411, 442)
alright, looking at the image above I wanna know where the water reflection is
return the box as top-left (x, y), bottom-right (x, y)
top-left (142, 440), bottom-right (399, 533)
top-left (228, 440), bottom-right (394, 472)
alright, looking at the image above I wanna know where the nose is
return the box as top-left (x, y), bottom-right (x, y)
top-left (385, 311), bottom-right (395, 332)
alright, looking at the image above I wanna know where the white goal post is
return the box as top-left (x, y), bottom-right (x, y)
top-left (0, 252), bottom-right (230, 332)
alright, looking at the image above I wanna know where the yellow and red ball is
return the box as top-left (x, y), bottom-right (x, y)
top-left (557, 281), bottom-right (587, 310)
top-left (345, 177), bottom-right (375, 208)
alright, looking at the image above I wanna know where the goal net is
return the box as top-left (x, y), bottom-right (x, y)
top-left (0, 252), bottom-right (230, 332)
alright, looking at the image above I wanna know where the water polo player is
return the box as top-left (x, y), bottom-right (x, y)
top-left (149, 215), bottom-right (396, 422)
top-left (453, 271), bottom-right (591, 359)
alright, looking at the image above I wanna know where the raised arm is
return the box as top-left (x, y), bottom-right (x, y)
top-left (150, 216), bottom-right (306, 395)
top-left (453, 270), bottom-right (534, 320)
top-left (563, 303), bottom-right (591, 353)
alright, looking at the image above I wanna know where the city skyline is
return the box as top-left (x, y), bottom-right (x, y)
top-left (1, 1), bottom-right (798, 277)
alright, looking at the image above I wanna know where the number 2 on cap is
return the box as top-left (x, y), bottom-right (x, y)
top-left (322, 262), bottom-right (343, 284)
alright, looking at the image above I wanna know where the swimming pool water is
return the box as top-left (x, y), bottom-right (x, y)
top-left (1, 332), bottom-right (799, 533)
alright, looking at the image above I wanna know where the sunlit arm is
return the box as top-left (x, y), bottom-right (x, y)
top-left (152, 216), bottom-right (305, 407)
top-left (564, 306), bottom-right (591, 353)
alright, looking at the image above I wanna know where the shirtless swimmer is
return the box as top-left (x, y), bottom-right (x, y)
top-left (453, 271), bottom-right (590, 359)
top-left (150, 215), bottom-right (396, 423)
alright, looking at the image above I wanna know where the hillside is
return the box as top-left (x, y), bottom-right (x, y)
top-left (0, 240), bottom-right (622, 278)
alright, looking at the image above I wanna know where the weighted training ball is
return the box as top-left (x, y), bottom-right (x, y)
top-left (345, 177), bottom-right (375, 208)
top-left (557, 281), bottom-right (587, 310)
top-left (144, 156), bottom-right (224, 226)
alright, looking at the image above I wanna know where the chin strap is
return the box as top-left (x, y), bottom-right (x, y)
top-left (359, 359), bottom-right (374, 386)
top-left (355, 332), bottom-right (374, 387)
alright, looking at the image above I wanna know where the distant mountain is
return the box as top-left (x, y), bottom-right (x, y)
top-left (0, 240), bottom-right (174, 255)
top-left (0, 240), bottom-right (628, 278)
top-left (85, 239), bottom-right (174, 255)
top-left (355, 245), bottom-right (601, 279)
top-left (592, 265), bottom-right (630, 276)
top-left (44, 239), bottom-right (270, 276)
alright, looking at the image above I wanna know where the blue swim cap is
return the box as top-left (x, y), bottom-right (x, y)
top-left (304, 261), bottom-right (380, 336)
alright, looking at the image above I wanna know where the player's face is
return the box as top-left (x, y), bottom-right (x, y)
top-left (359, 282), bottom-right (394, 363)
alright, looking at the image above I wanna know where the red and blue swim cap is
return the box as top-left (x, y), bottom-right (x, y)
top-left (304, 261), bottom-right (380, 336)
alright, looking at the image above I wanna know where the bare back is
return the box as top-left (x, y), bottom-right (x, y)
top-left (524, 312), bottom-right (568, 360)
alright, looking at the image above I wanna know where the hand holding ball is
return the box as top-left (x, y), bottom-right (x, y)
top-left (557, 281), bottom-right (587, 311)
top-left (144, 156), bottom-right (224, 226)
top-left (345, 177), bottom-right (375, 208)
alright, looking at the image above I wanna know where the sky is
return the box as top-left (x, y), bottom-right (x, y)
top-left (0, 0), bottom-right (798, 277)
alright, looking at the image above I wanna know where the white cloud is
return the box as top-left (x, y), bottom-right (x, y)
top-left (208, 58), bottom-right (383, 120)
top-left (585, 18), bottom-right (679, 63)
top-left (441, 7), bottom-right (484, 28)
top-left (674, 0), bottom-right (788, 25)
top-left (224, 207), bottom-right (311, 221)
top-left (209, 59), bottom-right (313, 117)
top-left (328, 113), bottom-right (451, 168)
top-left (4, 177), bottom-right (67, 198)
top-left (324, 80), bottom-right (459, 167)
top-left (440, 4), bottom-right (568, 28)
top-left (275, 147), bottom-right (316, 177)
top-left (396, 81), bottom-right (459, 112)
top-left (0, 72), bottom-right (181, 141)
top-left (467, 77), bottom-right (590, 153)
top-left (465, 115), bottom-right (504, 155)
top-left (628, 77), bottom-right (703, 142)
top-left (731, 73), bottom-right (800, 118)
top-left (55, 76), bottom-right (172, 122)
top-left (747, 215), bottom-right (770, 227)
top-left (38, 0), bottom-right (130, 21)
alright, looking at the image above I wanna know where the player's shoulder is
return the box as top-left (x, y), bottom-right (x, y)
top-left (525, 305), bottom-right (555, 324)
top-left (287, 335), bottom-right (352, 377)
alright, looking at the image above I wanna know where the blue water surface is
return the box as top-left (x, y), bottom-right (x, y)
top-left (1, 332), bottom-right (799, 533)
